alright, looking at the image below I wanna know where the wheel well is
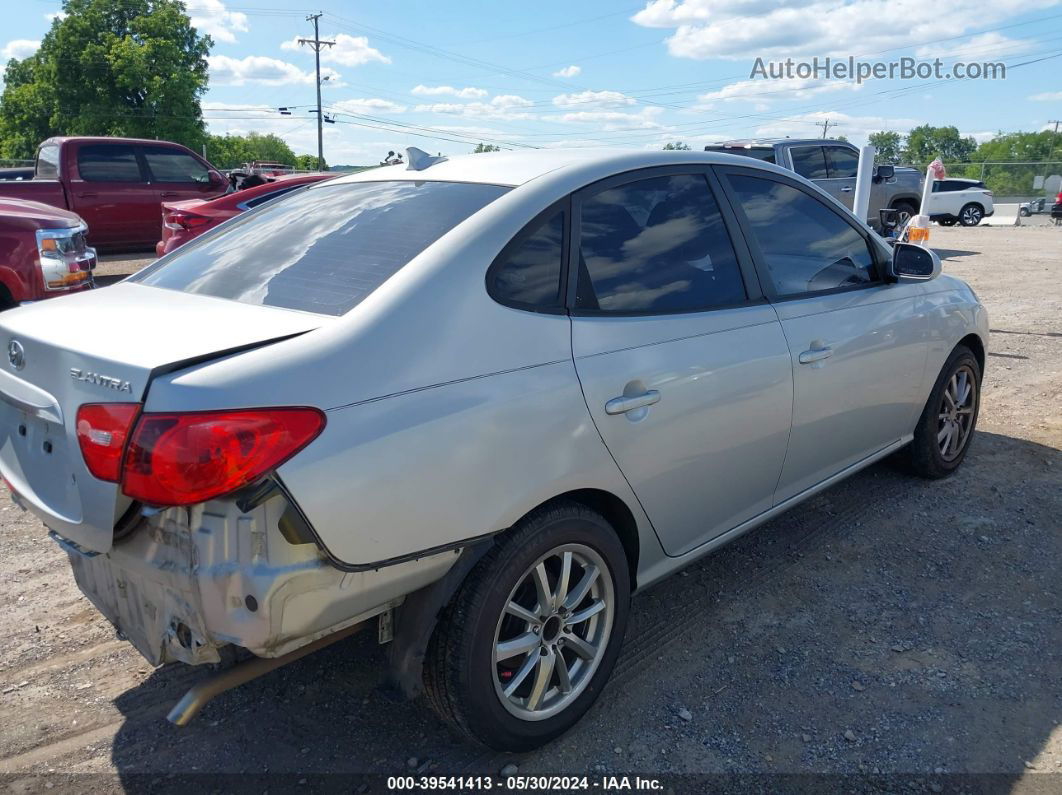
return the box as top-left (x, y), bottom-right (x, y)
top-left (548, 489), bottom-right (641, 590)
top-left (0, 283), bottom-right (14, 311)
top-left (891, 197), bottom-right (920, 212)
top-left (959, 333), bottom-right (985, 372)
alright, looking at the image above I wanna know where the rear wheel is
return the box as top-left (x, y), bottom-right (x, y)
top-left (904, 345), bottom-right (981, 479)
top-left (0, 286), bottom-right (15, 312)
top-left (892, 200), bottom-right (917, 228)
top-left (424, 501), bottom-right (630, 751)
top-left (959, 203), bottom-right (984, 226)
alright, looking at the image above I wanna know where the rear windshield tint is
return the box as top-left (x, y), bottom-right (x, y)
top-left (131, 181), bottom-right (509, 316)
top-left (706, 146), bottom-right (776, 164)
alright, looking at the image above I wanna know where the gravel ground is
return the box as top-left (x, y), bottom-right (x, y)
top-left (0, 226), bottom-right (1059, 791)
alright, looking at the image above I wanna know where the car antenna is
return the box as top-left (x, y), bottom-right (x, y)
top-left (406, 147), bottom-right (447, 171)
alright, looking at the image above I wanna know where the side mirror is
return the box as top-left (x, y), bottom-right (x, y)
top-left (873, 164), bottom-right (895, 183)
top-left (208, 170), bottom-right (225, 186)
top-left (878, 207), bottom-right (901, 237)
top-left (888, 242), bottom-right (940, 282)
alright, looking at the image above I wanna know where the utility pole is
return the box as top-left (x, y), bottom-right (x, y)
top-left (821, 118), bottom-right (836, 138)
top-left (1049, 120), bottom-right (1061, 133)
top-left (299, 13), bottom-right (334, 170)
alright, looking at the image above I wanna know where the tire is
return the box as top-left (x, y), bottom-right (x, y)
top-left (959, 203), bottom-right (984, 226)
top-left (1019, 207), bottom-right (1031, 217)
top-left (423, 500), bottom-right (630, 751)
top-left (938, 218), bottom-right (957, 227)
top-left (892, 200), bottom-right (917, 228)
top-left (0, 287), bottom-right (15, 312)
top-left (903, 345), bottom-right (981, 479)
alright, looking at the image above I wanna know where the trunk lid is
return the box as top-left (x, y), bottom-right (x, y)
top-left (0, 282), bottom-right (324, 552)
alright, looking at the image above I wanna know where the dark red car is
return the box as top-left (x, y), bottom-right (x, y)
top-left (156, 173), bottom-right (334, 256)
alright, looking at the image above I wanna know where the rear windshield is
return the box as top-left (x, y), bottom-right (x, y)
top-left (705, 146), bottom-right (776, 164)
top-left (131, 180), bottom-right (509, 316)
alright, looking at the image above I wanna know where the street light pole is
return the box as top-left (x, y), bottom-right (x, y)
top-left (299, 13), bottom-right (334, 170)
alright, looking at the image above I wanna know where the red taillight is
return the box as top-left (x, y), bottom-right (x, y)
top-left (120, 408), bottom-right (325, 506)
top-left (164, 210), bottom-right (210, 231)
top-left (76, 404), bottom-right (141, 482)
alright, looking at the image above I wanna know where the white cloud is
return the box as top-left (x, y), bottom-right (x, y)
top-left (208, 54), bottom-right (341, 86)
top-left (281, 33), bottom-right (389, 67)
top-left (1030, 91), bottom-right (1062, 101)
top-left (410, 84), bottom-right (488, 98)
top-left (1, 39), bottom-right (40, 60)
top-left (916, 32), bottom-right (1033, 59)
top-left (332, 97), bottom-right (407, 115)
top-left (552, 65), bottom-right (582, 78)
top-left (44, 11), bottom-right (65, 22)
top-left (962, 130), bottom-right (996, 144)
top-left (695, 77), bottom-right (862, 108)
top-left (631, 0), bottom-right (1060, 60)
top-left (186, 0), bottom-right (249, 44)
top-left (414, 94), bottom-right (535, 120)
top-left (552, 90), bottom-right (637, 108)
top-left (558, 107), bottom-right (665, 131)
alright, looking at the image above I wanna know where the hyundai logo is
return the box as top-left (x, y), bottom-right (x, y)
top-left (7, 340), bottom-right (24, 371)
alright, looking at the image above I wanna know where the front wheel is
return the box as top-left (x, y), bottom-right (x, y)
top-left (959, 203), bottom-right (984, 226)
top-left (424, 501), bottom-right (630, 751)
top-left (904, 345), bottom-right (982, 479)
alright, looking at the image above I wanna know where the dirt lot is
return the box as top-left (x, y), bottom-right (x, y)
top-left (0, 226), bottom-right (1059, 791)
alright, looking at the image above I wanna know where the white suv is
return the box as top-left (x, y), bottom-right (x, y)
top-left (927, 178), bottom-right (994, 226)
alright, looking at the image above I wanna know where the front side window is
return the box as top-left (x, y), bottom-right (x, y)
top-left (143, 147), bottom-right (211, 183)
top-left (131, 181), bottom-right (509, 316)
top-left (576, 173), bottom-right (746, 313)
top-left (488, 208), bottom-right (565, 310)
top-left (790, 147), bottom-right (828, 180)
top-left (77, 144), bottom-right (143, 182)
top-left (824, 146), bottom-right (858, 179)
top-left (725, 173), bottom-right (877, 297)
top-left (35, 144), bottom-right (60, 179)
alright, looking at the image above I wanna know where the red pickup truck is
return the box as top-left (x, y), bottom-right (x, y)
top-left (0, 137), bottom-right (228, 249)
top-left (0, 199), bottom-right (95, 309)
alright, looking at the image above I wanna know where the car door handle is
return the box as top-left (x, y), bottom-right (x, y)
top-left (77, 192), bottom-right (97, 199)
top-left (605, 390), bottom-right (661, 415)
top-left (798, 345), bottom-right (834, 364)
top-left (160, 191), bottom-right (179, 197)
top-left (841, 186), bottom-right (853, 192)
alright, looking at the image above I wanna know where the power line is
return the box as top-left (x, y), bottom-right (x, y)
top-left (298, 13), bottom-right (335, 169)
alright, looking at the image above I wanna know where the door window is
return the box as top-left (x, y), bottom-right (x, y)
top-left (143, 147), bottom-right (211, 183)
top-left (35, 144), bottom-right (60, 179)
top-left (77, 145), bottom-right (143, 182)
top-left (824, 146), bottom-right (859, 179)
top-left (488, 208), bottom-right (565, 311)
top-left (725, 173), bottom-right (877, 297)
top-left (789, 147), bottom-right (828, 180)
top-left (576, 173), bottom-right (745, 313)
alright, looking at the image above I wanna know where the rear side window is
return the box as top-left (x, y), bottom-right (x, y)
top-left (824, 146), bottom-right (858, 179)
top-left (488, 207), bottom-right (565, 311)
top-left (726, 173), bottom-right (876, 296)
top-left (143, 147), bottom-right (210, 183)
top-left (790, 147), bottom-right (828, 180)
top-left (77, 144), bottom-right (143, 182)
top-left (132, 181), bottom-right (509, 316)
top-left (242, 184), bottom-right (303, 209)
top-left (706, 146), bottom-right (776, 164)
top-left (35, 144), bottom-right (60, 179)
top-left (576, 173), bottom-right (746, 313)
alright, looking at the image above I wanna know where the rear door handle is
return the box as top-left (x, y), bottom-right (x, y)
top-left (841, 186), bottom-right (853, 193)
top-left (605, 390), bottom-right (661, 415)
top-left (160, 191), bottom-right (179, 197)
top-left (798, 345), bottom-right (833, 364)
top-left (77, 192), bottom-right (97, 199)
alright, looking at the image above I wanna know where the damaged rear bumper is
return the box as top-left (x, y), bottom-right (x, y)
top-left (56, 492), bottom-right (459, 666)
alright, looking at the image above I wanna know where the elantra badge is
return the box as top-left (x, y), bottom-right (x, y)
top-left (70, 368), bottom-right (133, 393)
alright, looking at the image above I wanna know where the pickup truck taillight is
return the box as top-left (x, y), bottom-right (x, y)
top-left (76, 405), bottom-right (326, 506)
top-left (164, 209), bottom-right (210, 231)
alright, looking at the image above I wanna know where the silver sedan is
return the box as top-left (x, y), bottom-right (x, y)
top-left (0, 148), bottom-right (987, 750)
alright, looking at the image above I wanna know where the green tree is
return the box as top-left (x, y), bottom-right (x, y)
top-left (294, 153), bottom-right (326, 170)
top-left (663, 141), bottom-right (691, 150)
top-left (868, 131), bottom-right (903, 164)
top-left (0, 0), bottom-right (211, 159)
top-left (960, 130), bottom-right (1062, 196)
top-left (203, 133), bottom-right (297, 169)
top-left (473, 143), bottom-right (500, 153)
top-left (902, 125), bottom-right (976, 167)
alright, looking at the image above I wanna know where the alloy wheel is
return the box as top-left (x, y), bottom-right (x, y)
top-left (492, 543), bottom-right (614, 721)
top-left (937, 364), bottom-right (977, 461)
top-left (961, 205), bottom-right (983, 226)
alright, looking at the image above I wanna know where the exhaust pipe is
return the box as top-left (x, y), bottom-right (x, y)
top-left (167, 620), bottom-right (367, 726)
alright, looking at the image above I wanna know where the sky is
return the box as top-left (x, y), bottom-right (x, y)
top-left (4, 0), bottom-right (1062, 165)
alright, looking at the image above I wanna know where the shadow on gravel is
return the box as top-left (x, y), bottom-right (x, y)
top-left (934, 248), bottom-right (980, 261)
top-left (106, 431), bottom-right (1061, 788)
